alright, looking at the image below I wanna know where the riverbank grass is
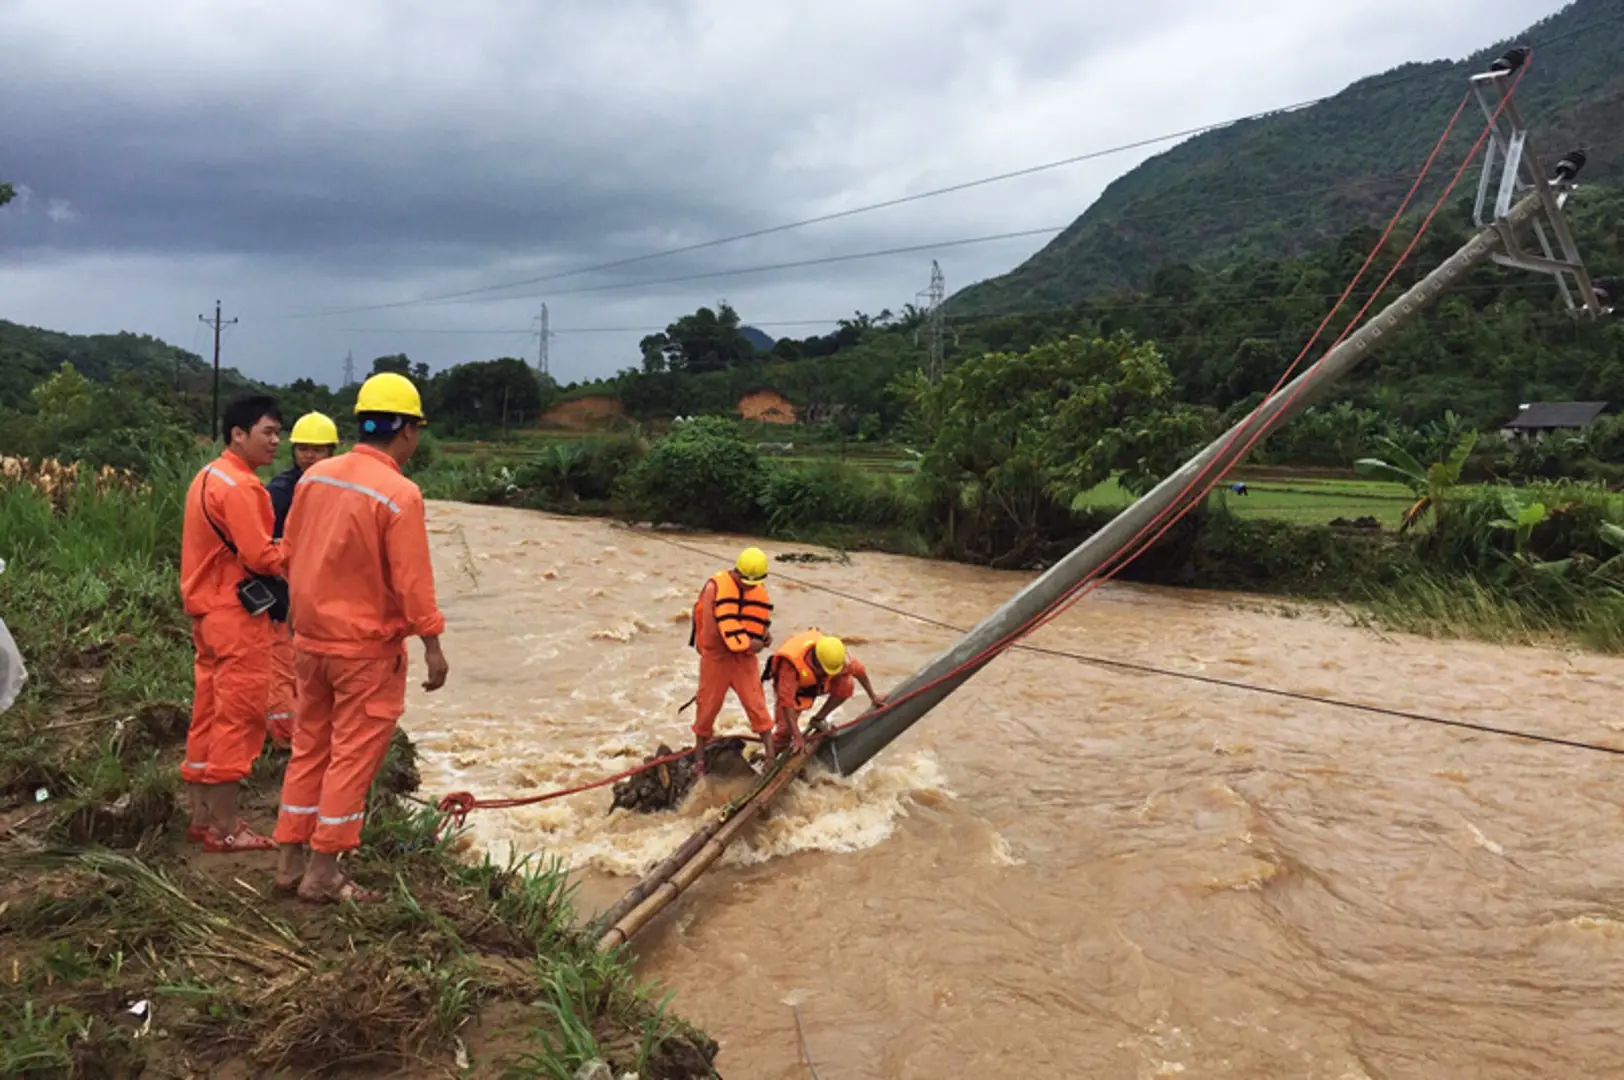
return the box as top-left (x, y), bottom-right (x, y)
top-left (0, 464), bottom-right (717, 1078)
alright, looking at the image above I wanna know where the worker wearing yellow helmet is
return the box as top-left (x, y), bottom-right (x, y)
top-left (688, 546), bottom-right (776, 771)
top-left (263, 410), bottom-right (340, 749)
top-left (273, 370), bottom-right (447, 905)
top-left (267, 412), bottom-right (340, 540)
top-left (764, 629), bottom-right (884, 754)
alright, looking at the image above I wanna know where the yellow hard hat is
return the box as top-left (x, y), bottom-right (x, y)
top-left (736, 546), bottom-right (769, 584)
top-left (289, 411), bottom-right (339, 446)
top-left (814, 635), bottom-right (846, 674)
top-left (354, 372), bottom-right (426, 421)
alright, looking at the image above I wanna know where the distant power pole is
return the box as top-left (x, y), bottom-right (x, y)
top-left (342, 349), bottom-right (356, 388)
top-left (199, 300), bottom-right (239, 440)
top-left (535, 303), bottom-right (552, 377)
top-left (915, 260), bottom-right (946, 383)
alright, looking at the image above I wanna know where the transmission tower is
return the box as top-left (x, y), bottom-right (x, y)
top-left (342, 350), bottom-right (356, 388)
top-left (534, 303), bottom-right (553, 377)
top-left (914, 260), bottom-right (946, 383)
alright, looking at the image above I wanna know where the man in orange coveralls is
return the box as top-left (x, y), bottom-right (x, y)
top-left (763, 630), bottom-right (885, 753)
top-left (180, 394), bottom-right (287, 852)
top-left (273, 373), bottom-right (449, 904)
top-left (689, 547), bottom-right (774, 773)
top-left (263, 412), bottom-right (340, 750)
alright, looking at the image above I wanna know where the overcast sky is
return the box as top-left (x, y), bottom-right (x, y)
top-left (0, 0), bottom-right (1570, 388)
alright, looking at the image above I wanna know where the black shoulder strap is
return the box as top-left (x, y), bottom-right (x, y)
top-left (199, 470), bottom-right (239, 556)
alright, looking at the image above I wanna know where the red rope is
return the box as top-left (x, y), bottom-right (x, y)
top-left (436, 746), bottom-right (694, 830)
top-left (431, 67), bottom-right (1525, 826)
top-left (821, 77), bottom-right (1515, 736)
top-left (1047, 67), bottom-right (1528, 616)
top-left (433, 734), bottom-right (778, 831)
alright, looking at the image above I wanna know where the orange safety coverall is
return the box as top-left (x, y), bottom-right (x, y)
top-left (273, 445), bottom-right (445, 854)
top-left (690, 571), bottom-right (773, 738)
top-left (767, 630), bottom-right (866, 740)
top-left (179, 450), bottom-right (285, 785)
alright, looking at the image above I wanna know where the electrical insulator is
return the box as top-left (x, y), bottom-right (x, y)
top-left (1552, 149), bottom-right (1587, 184)
top-left (1594, 278), bottom-right (1619, 311)
top-left (1489, 45), bottom-right (1529, 74)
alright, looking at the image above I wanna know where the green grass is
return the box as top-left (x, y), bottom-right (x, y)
top-left (1072, 472), bottom-right (1417, 526)
top-left (1362, 572), bottom-right (1624, 652)
top-left (0, 462), bottom-right (718, 1079)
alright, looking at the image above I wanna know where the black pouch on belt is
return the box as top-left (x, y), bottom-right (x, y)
top-left (201, 473), bottom-right (289, 621)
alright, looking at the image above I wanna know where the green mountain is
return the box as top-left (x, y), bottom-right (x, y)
top-left (0, 319), bottom-right (263, 413)
top-left (947, 0), bottom-right (1624, 317)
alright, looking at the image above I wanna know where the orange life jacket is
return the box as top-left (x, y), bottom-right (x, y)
top-left (690, 570), bottom-right (772, 652)
top-left (764, 628), bottom-right (827, 709)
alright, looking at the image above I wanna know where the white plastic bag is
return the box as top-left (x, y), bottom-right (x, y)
top-left (0, 614), bottom-right (25, 714)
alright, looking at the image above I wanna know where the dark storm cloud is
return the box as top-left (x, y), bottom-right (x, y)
top-left (0, 0), bottom-right (1574, 384)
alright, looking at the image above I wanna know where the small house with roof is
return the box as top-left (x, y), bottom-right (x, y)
top-left (1499, 401), bottom-right (1608, 441)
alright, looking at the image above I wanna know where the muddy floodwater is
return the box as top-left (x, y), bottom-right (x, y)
top-left (407, 501), bottom-right (1624, 1078)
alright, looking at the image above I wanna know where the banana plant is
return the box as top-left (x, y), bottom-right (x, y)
top-left (1594, 521), bottom-right (1624, 582)
top-left (1488, 489), bottom-right (1571, 578)
top-left (1354, 429), bottom-right (1478, 532)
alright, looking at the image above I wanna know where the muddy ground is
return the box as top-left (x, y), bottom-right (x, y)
top-left (0, 654), bottom-right (719, 1080)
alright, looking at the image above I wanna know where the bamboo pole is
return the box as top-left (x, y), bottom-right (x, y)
top-left (596, 754), bottom-right (810, 951)
top-left (589, 817), bottom-right (726, 936)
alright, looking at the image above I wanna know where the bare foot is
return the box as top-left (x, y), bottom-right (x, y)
top-left (297, 876), bottom-right (385, 905)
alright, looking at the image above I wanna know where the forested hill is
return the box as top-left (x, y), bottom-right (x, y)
top-left (946, 0), bottom-right (1624, 318)
top-left (0, 319), bottom-right (263, 411)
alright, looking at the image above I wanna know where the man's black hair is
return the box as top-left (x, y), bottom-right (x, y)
top-left (356, 412), bottom-right (414, 447)
top-left (222, 395), bottom-right (283, 444)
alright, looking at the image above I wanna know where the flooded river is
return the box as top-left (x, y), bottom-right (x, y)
top-left (409, 501), bottom-right (1624, 1078)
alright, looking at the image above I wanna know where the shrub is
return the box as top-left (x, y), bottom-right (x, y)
top-left (759, 461), bottom-right (919, 535)
top-left (1190, 509), bottom-right (1417, 597)
top-left (616, 417), bottom-right (769, 530)
top-left (402, 429), bottom-right (440, 477)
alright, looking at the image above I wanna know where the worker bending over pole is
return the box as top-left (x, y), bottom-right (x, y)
top-left (689, 547), bottom-right (775, 772)
top-left (273, 373), bottom-right (449, 904)
top-left (764, 630), bottom-right (884, 753)
top-left (264, 411), bottom-right (340, 750)
top-left (179, 395), bottom-right (287, 852)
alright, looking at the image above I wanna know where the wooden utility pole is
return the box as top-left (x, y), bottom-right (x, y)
top-left (199, 300), bottom-right (238, 440)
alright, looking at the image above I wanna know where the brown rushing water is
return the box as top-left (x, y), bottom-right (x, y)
top-left (410, 501), bottom-right (1624, 1079)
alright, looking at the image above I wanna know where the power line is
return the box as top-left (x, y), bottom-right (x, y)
top-left (328, 278), bottom-right (1562, 343)
top-left (335, 318), bottom-right (848, 335)
top-left (314, 128), bottom-right (1623, 325)
top-left (632, 531), bottom-right (1624, 760)
top-left (325, 172), bottom-right (1451, 328)
top-left (426, 225), bottom-right (1067, 306)
top-left (288, 8), bottom-right (1624, 323)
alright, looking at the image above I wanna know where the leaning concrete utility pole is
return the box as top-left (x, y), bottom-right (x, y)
top-left (821, 53), bottom-right (1616, 778)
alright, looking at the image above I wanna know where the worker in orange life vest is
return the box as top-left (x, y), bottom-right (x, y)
top-left (689, 547), bottom-right (774, 772)
top-left (764, 630), bottom-right (884, 754)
